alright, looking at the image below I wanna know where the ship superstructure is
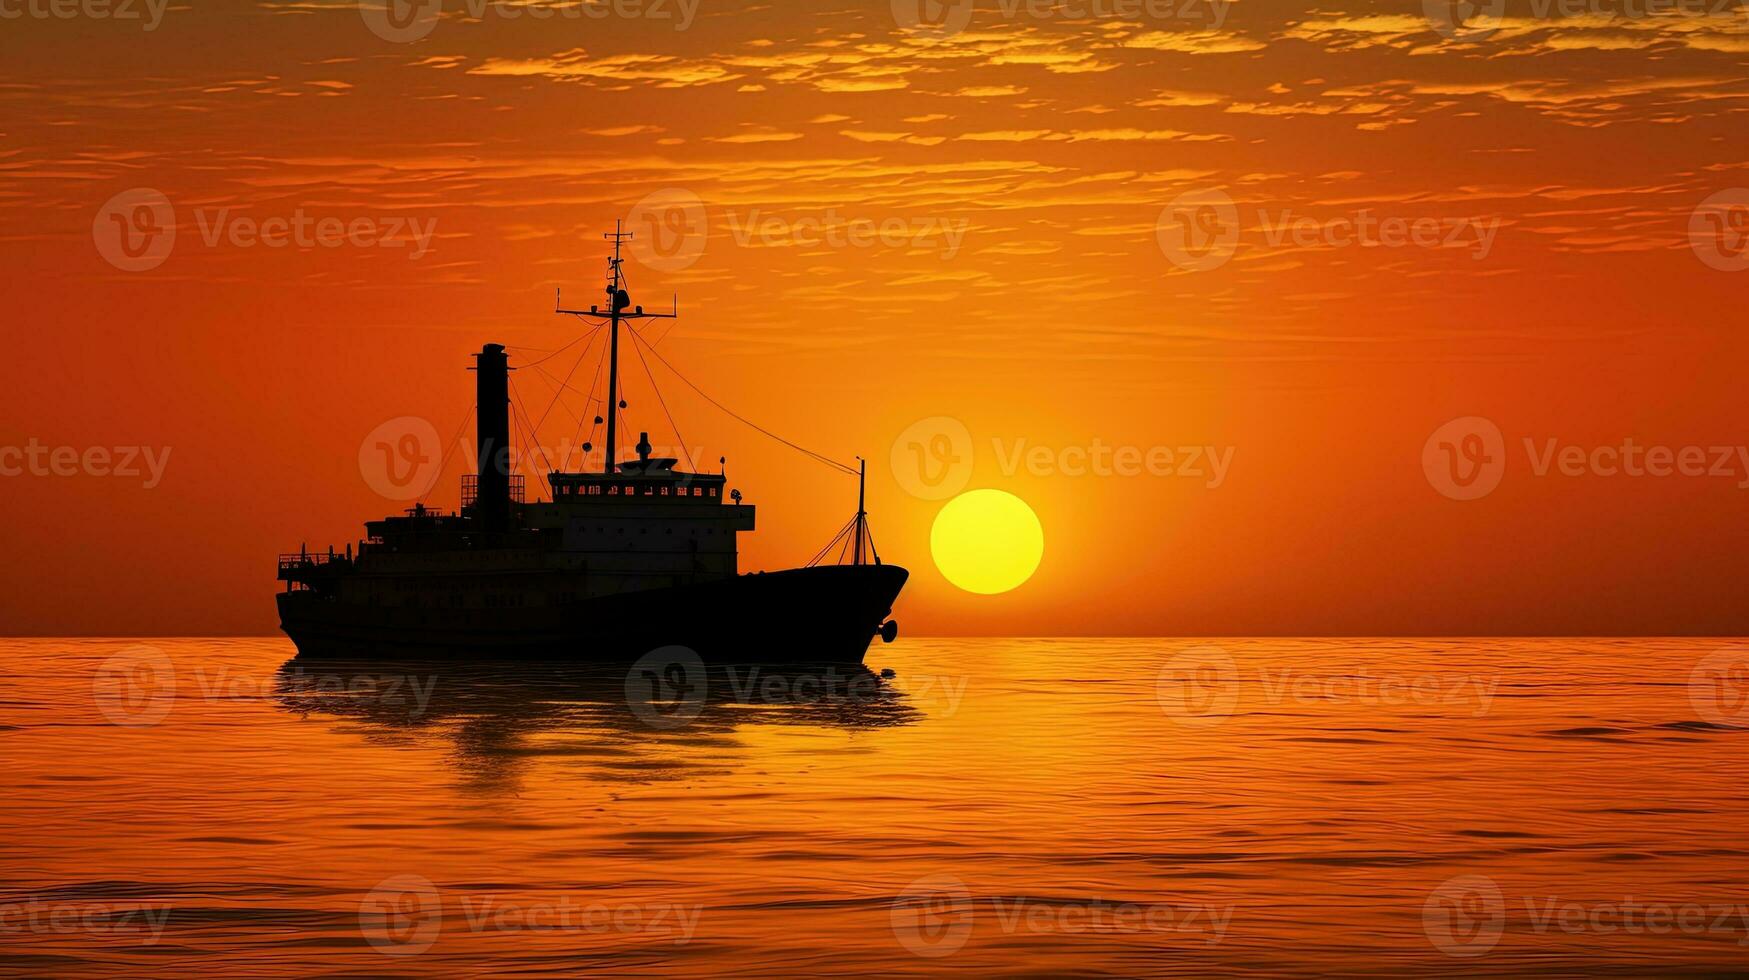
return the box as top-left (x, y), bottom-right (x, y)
top-left (277, 226), bottom-right (905, 662)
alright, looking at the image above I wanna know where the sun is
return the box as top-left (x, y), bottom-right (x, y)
top-left (930, 489), bottom-right (1044, 595)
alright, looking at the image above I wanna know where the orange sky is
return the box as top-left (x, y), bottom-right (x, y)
top-left (2, 0), bottom-right (1747, 635)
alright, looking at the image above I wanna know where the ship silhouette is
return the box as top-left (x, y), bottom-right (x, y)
top-left (277, 226), bottom-right (907, 663)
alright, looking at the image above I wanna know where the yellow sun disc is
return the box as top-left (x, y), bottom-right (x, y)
top-left (930, 489), bottom-right (1044, 595)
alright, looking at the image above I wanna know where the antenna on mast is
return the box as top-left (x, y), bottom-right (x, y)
top-left (556, 219), bottom-right (678, 475)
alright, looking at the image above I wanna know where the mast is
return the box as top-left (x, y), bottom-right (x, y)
top-left (604, 224), bottom-right (626, 476)
top-left (556, 220), bottom-right (678, 475)
top-left (855, 459), bottom-right (867, 565)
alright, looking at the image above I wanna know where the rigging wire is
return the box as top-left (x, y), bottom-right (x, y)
top-left (418, 402), bottom-right (476, 508)
top-left (805, 514), bottom-right (859, 567)
top-left (568, 336), bottom-right (611, 472)
top-left (507, 379), bottom-right (556, 497)
top-left (530, 325), bottom-right (602, 436)
top-left (628, 328), bottom-right (858, 478)
top-left (513, 321), bottom-right (602, 369)
top-left (627, 329), bottom-right (697, 472)
top-left (528, 363), bottom-right (588, 429)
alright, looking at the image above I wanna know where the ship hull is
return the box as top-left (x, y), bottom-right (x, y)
top-left (277, 564), bottom-right (908, 665)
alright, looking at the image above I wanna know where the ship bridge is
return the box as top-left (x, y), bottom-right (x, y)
top-left (547, 452), bottom-right (729, 504)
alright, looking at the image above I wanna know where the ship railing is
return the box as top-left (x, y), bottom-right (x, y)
top-left (460, 474), bottom-right (527, 508)
top-left (277, 552), bottom-right (344, 576)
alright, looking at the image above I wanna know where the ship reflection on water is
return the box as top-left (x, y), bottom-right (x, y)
top-left (271, 656), bottom-right (922, 787)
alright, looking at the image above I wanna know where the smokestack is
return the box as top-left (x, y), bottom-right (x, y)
top-left (474, 343), bottom-right (510, 533)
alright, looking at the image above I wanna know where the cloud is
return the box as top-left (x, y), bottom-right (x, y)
top-left (708, 131), bottom-right (805, 143)
top-left (468, 50), bottom-right (743, 88)
top-left (584, 124), bottom-right (665, 137)
top-left (1124, 30), bottom-right (1268, 53)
